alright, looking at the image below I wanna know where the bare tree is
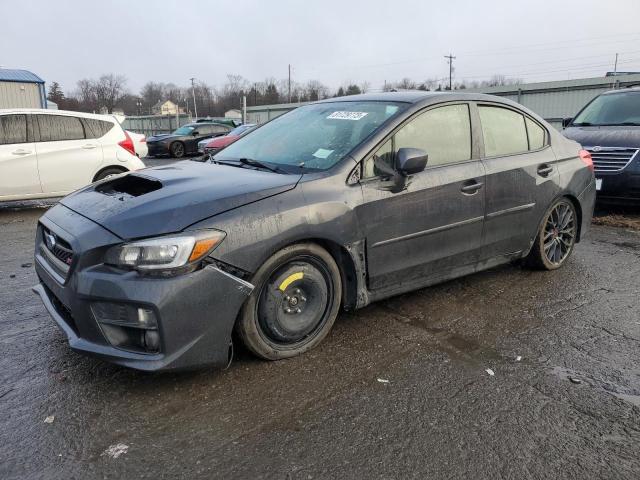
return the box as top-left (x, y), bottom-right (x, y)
top-left (94, 74), bottom-right (128, 113)
top-left (396, 78), bottom-right (417, 90)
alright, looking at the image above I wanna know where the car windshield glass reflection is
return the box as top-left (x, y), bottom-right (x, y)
top-left (214, 101), bottom-right (408, 171)
top-left (173, 126), bottom-right (195, 135)
top-left (572, 92), bottom-right (640, 126)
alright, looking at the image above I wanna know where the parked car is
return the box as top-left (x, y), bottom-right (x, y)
top-left (197, 124), bottom-right (257, 155)
top-left (196, 117), bottom-right (240, 128)
top-left (562, 87), bottom-right (640, 204)
top-left (33, 92), bottom-right (595, 371)
top-left (126, 130), bottom-right (148, 158)
top-left (0, 109), bottom-right (144, 202)
top-left (147, 122), bottom-right (232, 158)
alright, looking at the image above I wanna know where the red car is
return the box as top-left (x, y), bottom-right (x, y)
top-left (199, 124), bottom-right (256, 155)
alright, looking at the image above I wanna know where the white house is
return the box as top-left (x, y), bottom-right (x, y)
top-left (224, 109), bottom-right (242, 120)
top-left (152, 100), bottom-right (183, 116)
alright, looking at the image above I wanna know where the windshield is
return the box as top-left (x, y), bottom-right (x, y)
top-left (173, 125), bottom-right (195, 135)
top-left (572, 91), bottom-right (640, 126)
top-left (215, 101), bottom-right (408, 171)
top-left (229, 125), bottom-right (255, 136)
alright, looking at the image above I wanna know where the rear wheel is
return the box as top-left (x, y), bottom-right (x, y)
top-left (525, 198), bottom-right (577, 270)
top-left (236, 243), bottom-right (342, 360)
top-left (170, 141), bottom-right (185, 158)
top-left (94, 167), bottom-right (126, 182)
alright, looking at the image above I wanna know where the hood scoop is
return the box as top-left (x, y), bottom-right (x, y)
top-left (96, 174), bottom-right (162, 199)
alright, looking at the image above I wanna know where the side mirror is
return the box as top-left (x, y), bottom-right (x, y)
top-left (396, 148), bottom-right (428, 174)
top-left (562, 118), bottom-right (573, 128)
top-left (192, 130), bottom-right (200, 136)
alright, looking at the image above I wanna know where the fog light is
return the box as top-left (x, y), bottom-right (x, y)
top-left (91, 302), bottom-right (160, 353)
top-left (142, 330), bottom-right (160, 352)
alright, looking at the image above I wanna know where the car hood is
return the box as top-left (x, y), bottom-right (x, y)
top-left (562, 125), bottom-right (640, 148)
top-left (60, 161), bottom-right (302, 240)
top-left (147, 134), bottom-right (177, 143)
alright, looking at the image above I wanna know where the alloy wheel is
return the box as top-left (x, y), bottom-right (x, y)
top-left (543, 202), bottom-right (576, 265)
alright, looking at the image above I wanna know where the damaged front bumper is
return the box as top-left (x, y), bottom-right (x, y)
top-left (33, 205), bottom-right (253, 371)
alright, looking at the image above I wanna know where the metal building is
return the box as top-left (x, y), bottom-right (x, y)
top-left (0, 68), bottom-right (47, 109)
top-left (465, 73), bottom-right (640, 129)
top-left (245, 74), bottom-right (640, 129)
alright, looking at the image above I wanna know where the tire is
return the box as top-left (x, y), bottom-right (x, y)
top-left (525, 198), bottom-right (577, 270)
top-left (170, 141), bottom-right (185, 158)
top-left (236, 243), bottom-right (342, 360)
top-left (94, 167), bottom-right (126, 182)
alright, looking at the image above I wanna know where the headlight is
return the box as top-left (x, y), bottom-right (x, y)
top-left (104, 230), bottom-right (225, 274)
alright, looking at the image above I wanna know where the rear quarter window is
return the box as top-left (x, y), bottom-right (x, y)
top-left (83, 118), bottom-right (115, 138)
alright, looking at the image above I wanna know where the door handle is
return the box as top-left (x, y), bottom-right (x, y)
top-left (11, 149), bottom-right (31, 155)
top-left (82, 144), bottom-right (98, 149)
top-left (461, 180), bottom-right (483, 194)
top-left (537, 164), bottom-right (553, 177)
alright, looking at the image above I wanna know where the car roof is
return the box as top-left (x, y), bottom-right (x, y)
top-left (314, 91), bottom-right (521, 106)
top-left (184, 122), bottom-right (230, 127)
top-left (0, 108), bottom-right (119, 122)
top-left (601, 86), bottom-right (640, 95)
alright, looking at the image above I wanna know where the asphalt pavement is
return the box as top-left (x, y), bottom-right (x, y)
top-left (1, 199), bottom-right (639, 480)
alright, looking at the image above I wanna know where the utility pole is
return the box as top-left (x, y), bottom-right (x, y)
top-left (444, 54), bottom-right (455, 90)
top-left (242, 95), bottom-right (247, 125)
top-left (614, 53), bottom-right (619, 75)
top-left (288, 64), bottom-right (291, 103)
top-left (190, 77), bottom-right (198, 119)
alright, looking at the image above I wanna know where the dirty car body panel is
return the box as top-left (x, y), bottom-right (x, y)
top-left (33, 92), bottom-right (595, 371)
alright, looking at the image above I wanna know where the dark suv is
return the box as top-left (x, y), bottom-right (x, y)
top-left (563, 87), bottom-right (640, 203)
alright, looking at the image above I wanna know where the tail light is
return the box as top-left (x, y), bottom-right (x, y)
top-left (579, 149), bottom-right (594, 173)
top-left (118, 131), bottom-right (136, 156)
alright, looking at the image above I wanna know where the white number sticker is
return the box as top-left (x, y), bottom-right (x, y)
top-left (327, 111), bottom-right (368, 121)
top-left (595, 178), bottom-right (602, 191)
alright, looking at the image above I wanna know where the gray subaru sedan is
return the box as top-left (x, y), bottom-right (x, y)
top-left (33, 92), bottom-right (596, 371)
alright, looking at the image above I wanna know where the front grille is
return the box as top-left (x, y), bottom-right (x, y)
top-left (587, 147), bottom-right (638, 173)
top-left (42, 226), bottom-right (74, 266)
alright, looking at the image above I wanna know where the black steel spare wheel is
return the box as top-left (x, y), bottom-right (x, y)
top-left (236, 244), bottom-right (342, 360)
top-left (526, 198), bottom-right (577, 270)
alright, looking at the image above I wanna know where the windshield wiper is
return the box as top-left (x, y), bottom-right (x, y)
top-left (212, 158), bottom-right (244, 168)
top-left (571, 122), bottom-right (592, 126)
top-left (238, 158), bottom-right (284, 174)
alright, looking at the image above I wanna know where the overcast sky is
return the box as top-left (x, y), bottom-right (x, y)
top-left (2, 0), bottom-right (640, 95)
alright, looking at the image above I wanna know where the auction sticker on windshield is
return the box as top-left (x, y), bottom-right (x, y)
top-left (327, 111), bottom-right (368, 120)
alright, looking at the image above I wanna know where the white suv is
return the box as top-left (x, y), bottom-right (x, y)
top-left (0, 109), bottom-right (145, 202)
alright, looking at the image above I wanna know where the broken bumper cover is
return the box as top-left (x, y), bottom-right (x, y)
top-left (34, 263), bottom-right (252, 371)
top-left (33, 207), bottom-right (253, 372)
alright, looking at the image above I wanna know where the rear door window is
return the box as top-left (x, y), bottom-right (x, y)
top-left (36, 115), bottom-right (85, 142)
top-left (479, 106), bottom-right (528, 157)
top-left (0, 114), bottom-right (28, 144)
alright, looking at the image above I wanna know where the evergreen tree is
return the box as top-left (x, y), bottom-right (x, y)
top-left (47, 82), bottom-right (65, 104)
top-left (345, 84), bottom-right (362, 95)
